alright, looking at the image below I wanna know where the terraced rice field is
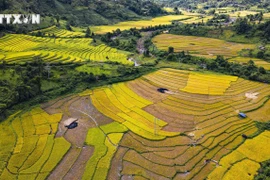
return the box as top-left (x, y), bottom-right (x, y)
top-left (92, 15), bottom-right (212, 34)
top-left (163, 7), bottom-right (174, 13)
top-left (1, 68), bottom-right (269, 179)
top-left (229, 11), bottom-right (259, 17)
top-left (0, 33), bottom-right (131, 65)
top-left (264, 13), bottom-right (270, 19)
top-left (32, 26), bottom-right (84, 38)
top-left (0, 108), bottom-right (70, 179)
top-left (208, 131), bottom-right (270, 180)
top-left (181, 72), bottom-right (238, 95)
top-left (229, 57), bottom-right (270, 70)
top-left (153, 34), bottom-right (255, 58)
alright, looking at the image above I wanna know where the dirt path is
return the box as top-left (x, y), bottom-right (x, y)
top-left (136, 31), bottom-right (153, 54)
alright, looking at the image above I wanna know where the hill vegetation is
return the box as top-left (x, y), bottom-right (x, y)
top-left (156, 0), bottom-right (269, 10)
top-left (0, 0), bottom-right (165, 33)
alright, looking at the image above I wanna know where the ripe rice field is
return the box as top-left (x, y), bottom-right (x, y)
top-left (0, 33), bottom-right (131, 65)
top-left (153, 34), bottom-right (255, 59)
top-left (32, 26), bottom-right (85, 38)
top-left (229, 11), bottom-right (259, 17)
top-left (1, 68), bottom-right (269, 179)
top-left (208, 131), bottom-right (270, 180)
top-left (229, 57), bottom-right (270, 70)
top-left (264, 13), bottom-right (270, 19)
top-left (92, 15), bottom-right (212, 34)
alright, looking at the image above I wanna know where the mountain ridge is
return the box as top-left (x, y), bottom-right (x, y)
top-left (0, 0), bottom-right (165, 26)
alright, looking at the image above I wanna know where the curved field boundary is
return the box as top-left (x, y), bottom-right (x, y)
top-left (0, 108), bottom-right (71, 179)
top-left (208, 131), bottom-right (270, 180)
top-left (0, 34), bottom-right (131, 65)
top-left (90, 83), bottom-right (180, 140)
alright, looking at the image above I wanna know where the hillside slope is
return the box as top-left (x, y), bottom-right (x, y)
top-left (0, 0), bottom-right (165, 26)
top-left (156, 0), bottom-right (267, 8)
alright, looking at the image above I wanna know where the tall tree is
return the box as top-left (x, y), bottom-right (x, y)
top-left (234, 18), bottom-right (252, 34)
top-left (85, 27), bottom-right (91, 38)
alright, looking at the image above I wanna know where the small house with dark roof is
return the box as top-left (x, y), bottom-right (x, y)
top-left (239, 113), bottom-right (247, 118)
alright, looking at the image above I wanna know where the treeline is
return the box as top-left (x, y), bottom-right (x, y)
top-left (100, 28), bottom-right (141, 52)
top-left (99, 24), bottom-right (172, 52)
top-left (0, 57), bottom-right (44, 117)
top-left (169, 15), bottom-right (270, 40)
top-left (255, 159), bottom-right (270, 180)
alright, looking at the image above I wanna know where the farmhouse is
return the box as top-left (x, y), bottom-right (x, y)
top-left (157, 88), bottom-right (169, 93)
top-left (239, 113), bottom-right (247, 118)
top-left (64, 117), bottom-right (78, 129)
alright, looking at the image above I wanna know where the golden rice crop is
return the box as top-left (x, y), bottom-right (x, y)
top-left (206, 166), bottom-right (227, 180)
top-left (46, 113), bottom-right (63, 124)
top-left (153, 34), bottom-right (255, 58)
top-left (91, 95), bottom-right (125, 123)
top-left (131, 107), bottom-right (167, 127)
top-left (237, 132), bottom-right (270, 162)
top-left (83, 128), bottom-right (107, 179)
top-left (13, 137), bottom-right (23, 154)
top-left (11, 117), bottom-right (24, 137)
top-left (122, 121), bottom-right (166, 140)
top-left (92, 15), bottom-right (195, 34)
top-left (104, 88), bottom-right (131, 113)
top-left (229, 11), bottom-right (258, 17)
top-left (229, 57), bottom-right (270, 70)
top-left (223, 159), bottom-right (260, 180)
top-left (32, 113), bottom-right (48, 126)
top-left (35, 124), bottom-right (51, 135)
top-left (220, 151), bottom-right (246, 168)
top-left (0, 168), bottom-right (16, 179)
top-left (17, 174), bottom-right (37, 180)
top-left (50, 123), bottom-right (59, 134)
top-left (116, 83), bottom-right (152, 106)
top-left (183, 149), bottom-right (208, 170)
top-left (181, 72), bottom-right (237, 95)
top-left (111, 85), bottom-right (145, 108)
top-left (100, 122), bottom-right (128, 134)
top-left (90, 83), bottom-right (179, 140)
top-left (93, 133), bottom-right (124, 180)
top-left (21, 135), bottom-right (54, 174)
top-left (21, 116), bottom-right (36, 136)
top-left (20, 135), bottom-right (48, 171)
top-left (143, 74), bottom-right (183, 90)
top-left (0, 34), bottom-right (131, 65)
top-left (7, 135), bottom-right (39, 173)
top-left (93, 90), bottom-right (123, 113)
top-left (209, 131), bottom-right (270, 179)
top-left (33, 26), bottom-right (84, 38)
top-left (247, 100), bottom-right (270, 122)
top-left (40, 137), bottom-right (71, 173)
